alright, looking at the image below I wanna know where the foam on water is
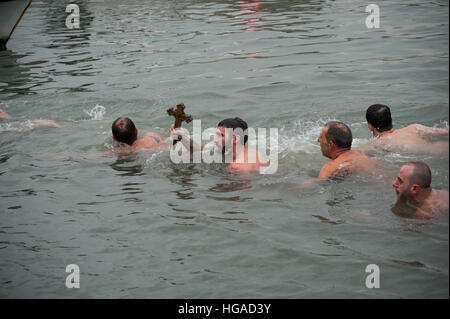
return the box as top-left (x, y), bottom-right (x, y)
top-left (84, 104), bottom-right (106, 121)
top-left (0, 119), bottom-right (34, 132)
top-left (277, 118), bottom-right (334, 156)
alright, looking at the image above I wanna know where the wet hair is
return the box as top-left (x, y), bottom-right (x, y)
top-left (405, 162), bottom-right (432, 188)
top-left (217, 117), bottom-right (248, 145)
top-left (112, 117), bottom-right (137, 145)
top-left (366, 104), bottom-right (393, 132)
top-left (325, 121), bottom-right (352, 149)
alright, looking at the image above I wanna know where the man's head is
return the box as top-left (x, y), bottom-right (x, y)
top-left (112, 117), bottom-right (138, 145)
top-left (366, 104), bottom-right (393, 134)
top-left (318, 121), bottom-right (352, 158)
top-left (392, 162), bottom-right (432, 200)
top-left (215, 117), bottom-right (248, 153)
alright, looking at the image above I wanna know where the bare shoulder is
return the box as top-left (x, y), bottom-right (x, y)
top-left (435, 189), bottom-right (449, 205)
top-left (144, 132), bottom-right (163, 139)
top-left (395, 124), bottom-right (418, 134)
top-left (318, 161), bottom-right (338, 178)
top-left (352, 149), bottom-right (370, 158)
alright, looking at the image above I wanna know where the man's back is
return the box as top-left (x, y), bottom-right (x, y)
top-left (132, 132), bottom-right (168, 149)
top-left (421, 189), bottom-right (449, 217)
top-left (318, 149), bottom-right (379, 178)
top-left (372, 124), bottom-right (449, 153)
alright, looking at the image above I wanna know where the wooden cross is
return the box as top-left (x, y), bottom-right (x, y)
top-left (167, 103), bottom-right (192, 144)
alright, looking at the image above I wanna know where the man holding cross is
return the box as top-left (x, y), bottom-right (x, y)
top-left (170, 116), bottom-right (268, 174)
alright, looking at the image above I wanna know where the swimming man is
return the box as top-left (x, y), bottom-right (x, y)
top-left (365, 104), bottom-right (448, 153)
top-left (317, 121), bottom-right (382, 178)
top-left (170, 117), bottom-right (268, 174)
top-left (392, 162), bottom-right (449, 219)
top-left (112, 117), bottom-right (168, 150)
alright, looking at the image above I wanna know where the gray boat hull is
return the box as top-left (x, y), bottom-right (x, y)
top-left (0, 0), bottom-right (33, 49)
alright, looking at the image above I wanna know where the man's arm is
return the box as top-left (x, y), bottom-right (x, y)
top-left (31, 119), bottom-right (61, 128)
top-left (413, 124), bottom-right (449, 137)
top-left (1, 109), bottom-right (60, 128)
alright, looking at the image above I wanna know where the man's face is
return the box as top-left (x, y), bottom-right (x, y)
top-left (392, 165), bottom-right (414, 200)
top-left (318, 126), bottom-right (331, 158)
top-left (214, 126), bottom-right (233, 153)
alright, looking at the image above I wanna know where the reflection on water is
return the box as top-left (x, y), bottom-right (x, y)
top-left (0, 0), bottom-right (99, 96)
top-left (239, 0), bottom-right (264, 31)
top-left (312, 214), bottom-right (344, 225)
top-left (41, 0), bottom-right (93, 49)
top-left (0, 0), bottom-right (331, 97)
top-left (109, 155), bottom-right (145, 176)
top-left (209, 180), bottom-right (252, 192)
top-left (207, 178), bottom-right (253, 202)
top-left (0, 50), bottom-right (33, 96)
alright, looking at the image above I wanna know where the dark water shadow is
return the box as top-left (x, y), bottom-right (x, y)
top-left (109, 155), bottom-right (144, 176)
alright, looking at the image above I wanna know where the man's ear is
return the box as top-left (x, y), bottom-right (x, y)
top-left (112, 134), bottom-right (116, 141)
top-left (135, 127), bottom-right (138, 137)
top-left (368, 123), bottom-right (374, 132)
top-left (328, 139), bottom-right (336, 150)
top-left (410, 184), bottom-right (421, 195)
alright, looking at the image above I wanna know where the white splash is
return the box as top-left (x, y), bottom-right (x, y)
top-left (84, 104), bottom-right (106, 120)
top-left (278, 118), bottom-right (332, 155)
top-left (0, 120), bottom-right (34, 132)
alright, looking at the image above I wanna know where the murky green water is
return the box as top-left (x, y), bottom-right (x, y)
top-left (0, 0), bottom-right (448, 298)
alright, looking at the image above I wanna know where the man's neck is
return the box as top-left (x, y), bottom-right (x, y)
top-left (330, 148), bottom-right (351, 160)
top-left (375, 128), bottom-right (394, 137)
top-left (398, 189), bottom-right (433, 212)
top-left (414, 188), bottom-right (433, 202)
top-left (232, 144), bottom-right (247, 162)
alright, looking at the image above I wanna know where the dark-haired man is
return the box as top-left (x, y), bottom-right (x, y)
top-left (365, 104), bottom-right (448, 153)
top-left (112, 117), bottom-right (167, 149)
top-left (392, 162), bottom-right (448, 219)
top-left (317, 121), bottom-right (380, 178)
top-left (56, 117), bottom-right (167, 160)
top-left (170, 117), bottom-right (268, 174)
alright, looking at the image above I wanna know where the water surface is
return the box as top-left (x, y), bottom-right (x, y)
top-left (0, 0), bottom-right (448, 298)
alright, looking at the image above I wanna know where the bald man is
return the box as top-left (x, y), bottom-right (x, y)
top-left (317, 121), bottom-right (381, 178)
top-left (392, 162), bottom-right (449, 219)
